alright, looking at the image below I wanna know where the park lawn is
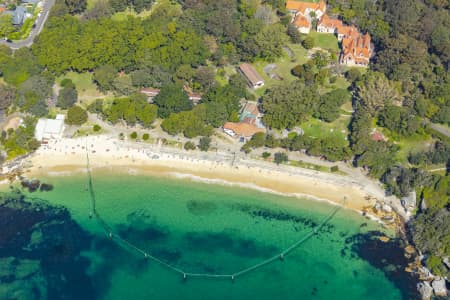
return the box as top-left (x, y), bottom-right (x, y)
top-left (393, 133), bottom-right (434, 163)
top-left (57, 72), bottom-right (107, 104)
top-left (87, 0), bottom-right (98, 9)
top-left (215, 72), bottom-right (228, 86)
top-left (340, 101), bottom-right (354, 113)
top-left (329, 76), bottom-right (350, 90)
top-left (318, 76), bottom-right (352, 95)
top-left (300, 116), bottom-right (350, 146)
top-left (308, 31), bottom-right (339, 53)
top-left (215, 65), bottom-right (236, 86)
top-left (112, 0), bottom-right (181, 20)
top-left (251, 43), bottom-right (309, 97)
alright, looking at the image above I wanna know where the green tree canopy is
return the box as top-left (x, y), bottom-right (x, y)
top-left (354, 71), bottom-right (402, 116)
top-left (57, 85), bottom-right (78, 109)
top-left (153, 84), bottom-right (192, 118)
top-left (93, 65), bottom-right (117, 92)
top-left (66, 105), bottom-right (88, 125)
top-left (261, 80), bottom-right (319, 129)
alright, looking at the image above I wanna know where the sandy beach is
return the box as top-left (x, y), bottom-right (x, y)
top-left (5, 134), bottom-right (406, 220)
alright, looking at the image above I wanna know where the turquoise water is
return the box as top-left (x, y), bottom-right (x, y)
top-left (14, 172), bottom-right (409, 299)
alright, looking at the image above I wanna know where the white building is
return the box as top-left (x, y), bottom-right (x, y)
top-left (34, 114), bottom-right (65, 142)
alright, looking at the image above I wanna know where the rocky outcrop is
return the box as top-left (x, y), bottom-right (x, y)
top-left (431, 277), bottom-right (447, 297)
top-left (443, 257), bottom-right (450, 269)
top-left (417, 281), bottom-right (433, 300)
top-left (382, 204), bottom-right (392, 213)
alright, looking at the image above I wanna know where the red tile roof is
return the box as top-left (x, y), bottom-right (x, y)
top-left (340, 28), bottom-right (372, 65)
top-left (140, 88), bottom-right (160, 96)
top-left (370, 132), bottom-right (385, 141)
top-left (286, 0), bottom-right (326, 14)
top-left (293, 15), bottom-right (310, 28)
top-left (318, 14), bottom-right (343, 30)
top-left (223, 122), bottom-right (265, 138)
top-left (242, 102), bottom-right (259, 116)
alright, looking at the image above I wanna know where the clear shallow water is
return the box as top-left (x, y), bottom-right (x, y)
top-left (10, 172), bottom-right (410, 299)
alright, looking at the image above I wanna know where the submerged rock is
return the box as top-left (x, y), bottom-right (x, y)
top-left (0, 190), bottom-right (96, 299)
top-left (20, 179), bottom-right (40, 192)
top-left (0, 257), bottom-right (46, 299)
top-left (39, 183), bottom-right (53, 192)
top-left (431, 277), bottom-right (447, 297)
top-left (349, 231), bottom-right (420, 299)
top-left (417, 281), bottom-right (433, 300)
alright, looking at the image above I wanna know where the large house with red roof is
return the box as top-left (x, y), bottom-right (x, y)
top-left (287, 0), bottom-right (373, 67)
top-left (340, 32), bottom-right (372, 66)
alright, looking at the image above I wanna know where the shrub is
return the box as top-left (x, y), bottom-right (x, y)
top-left (302, 36), bottom-right (314, 49)
top-left (60, 78), bottom-right (75, 88)
top-left (241, 143), bottom-right (251, 153)
top-left (291, 64), bottom-right (303, 77)
top-left (93, 124), bottom-right (101, 132)
top-left (184, 141), bottom-right (196, 150)
top-left (330, 165), bottom-right (339, 172)
top-left (274, 152), bottom-right (288, 165)
top-left (329, 76), bottom-right (337, 83)
top-left (66, 106), bottom-right (87, 125)
top-left (130, 131), bottom-right (137, 139)
top-left (345, 68), bottom-right (361, 82)
top-left (142, 133), bottom-right (149, 140)
top-left (198, 136), bottom-right (211, 151)
top-left (262, 152), bottom-right (271, 159)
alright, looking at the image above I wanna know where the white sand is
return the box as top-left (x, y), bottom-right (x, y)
top-left (14, 135), bottom-right (406, 220)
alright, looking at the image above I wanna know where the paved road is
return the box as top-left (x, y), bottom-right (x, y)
top-left (0, 0), bottom-right (55, 49)
top-left (429, 123), bottom-right (450, 139)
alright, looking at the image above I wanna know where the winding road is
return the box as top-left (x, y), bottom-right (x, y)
top-left (0, 0), bottom-right (55, 49)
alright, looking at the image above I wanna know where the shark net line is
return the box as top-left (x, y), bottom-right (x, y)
top-left (85, 148), bottom-right (343, 281)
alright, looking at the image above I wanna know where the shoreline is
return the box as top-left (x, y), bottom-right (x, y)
top-left (3, 135), bottom-right (407, 223)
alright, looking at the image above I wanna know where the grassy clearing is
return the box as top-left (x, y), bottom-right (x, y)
top-left (300, 116), bottom-right (350, 145)
top-left (111, 0), bottom-right (181, 20)
top-left (327, 76), bottom-right (351, 90)
top-left (394, 133), bottom-right (435, 163)
top-left (162, 139), bottom-right (183, 149)
top-left (57, 72), bottom-right (108, 105)
top-left (251, 43), bottom-right (309, 97)
top-left (340, 101), bottom-right (354, 113)
top-left (87, 0), bottom-right (98, 10)
top-left (289, 160), bottom-right (347, 175)
top-left (215, 65), bottom-right (237, 86)
top-left (308, 31), bottom-right (339, 53)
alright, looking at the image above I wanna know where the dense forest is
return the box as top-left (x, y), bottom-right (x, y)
top-left (0, 0), bottom-right (448, 276)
